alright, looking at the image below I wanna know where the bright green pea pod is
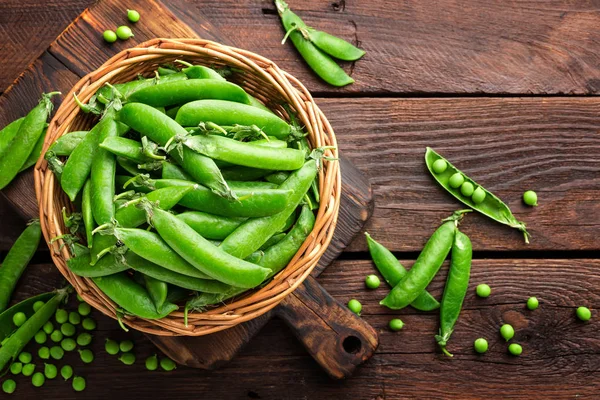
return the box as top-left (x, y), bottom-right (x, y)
top-left (260, 233), bottom-right (286, 251)
top-left (220, 160), bottom-right (318, 259)
top-left (425, 147), bottom-right (529, 243)
top-left (96, 72), bottom-right (187, 104)
top-left (128, 80), bottom-right (251, 108)
top-left (248, 95), bottom-right (273, 114)
top-left (92, 273), bottom-right (178, 319)
top-left (100, 136), bottom-right (163, 164)
top-left (118, 103), bottom-right (234, 200)
top-left (436, 229), bottom-right (472, 357)
top-left (0, 288), bottom-right (68, 372)
top-left (183, 134), bottom-right (305, 170)
top-left (175, 100), bottom-right (291, 139)
top-left (0, 292), bottom-right (54, 343)
top-left (365, 233), bottom-right (439, 312)
top-left (67, 244), bottom-right (128, 277)
top-left (265, 171), bottom-right (290, 185)
top-left (47, 131), bottom-right (88, 156)
top-left (275, 0), bottom-right (354, 87)
top-left (228, 181), bottom-right (279, 190)
top-left (149, 207), bottom-right (270, 288)
top-left (18, 128), bottom-right (47, 172)
top-left (179, 62), bottom-right (225, 80)
top-left (81, 180), bottom-right (94, 248)
top-left (0, 221), bottom-right (42, 312)
top-left (90, 117), bottom-right (118, 225)
top-left (0, 92), bottom-right (59, 190)
top-left (220, 166), bottom-right (271, 181)
top-left (142, 274), bottom-right (168, 313)
top-left (0, 118), bottom-right (24, 155)
top-left (162, 162), bottom-right (280, 186)
top-left (157, 66), bottom-right (177, 76)
top-left (306, 29), bottom-right (365, 61)
top-left (176, 211), bottom-right (246, 240)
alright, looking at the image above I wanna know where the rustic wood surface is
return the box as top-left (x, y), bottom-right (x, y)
top-left (1, 0), bottom-right (599, 398)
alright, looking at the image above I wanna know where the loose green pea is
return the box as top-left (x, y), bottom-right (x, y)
top-left (38, 347), bottom-right (50, 360)
top-left (22, 363), bottom-right (35, 376)
top-left (500, 324), bottom-right (515, 341)
top-left (471, 186), bottom-right (486, 204)
top-left (77, 333), bottom-right (93, 347)
top-left (160, 357), bottom-right (177, 371)
top-left (347, 299), bottom-right (362, 315)
top-left (33, 300), bottom-right (45, 312)
top-left (448, 173), bottom-right (465, 189)
top-left (50, 329), bottom-right (63, 342)
top-left (389, 318), bottom-right (404, 331)
top-left (474, 338), bottom-right (488, 353)
top-left (32, 371), bottom-right (45, 387)
top-left (55, 309), bottom-right (68, 324)
top-left (34, 330), bottom-right (47, 344)
top-left (69, 311), bottom-right (81, 325)
top-left (119, 352), bottom-right (136, 365)
top-left (527, 297), bottom-right (539, 310)
top-left (61, 323), bottom-right (76, 337)
top-left (105, 339), bottom-right (119, 355)
top-left (72, 376), bottom-right (86, 392)
top-left (42, 321), bottom-right (54, 334)
top-left (82, 317), bottom-right (96, 331)
top-left (523, 190), bottom-right (538, 207)
top-left (103, 30), bottom-right (117, 43)
top-left (18, 352), bottom-right (32, 364)
top-left (576, 306), bottom-right (591, 321)
top-left (61, 365), bottom-right (73, 381)
top-left (50, 346), bottom-right (64, 360)
top-left (10, 362), bottom-right (22, 375)
top-left (476, 284), bottom-right (491, 298)
top-left (12, 312), bottom-right (26, 327)
top-left (127, 9), bottom-right (140, 22)
top-left (432, 159), bottom-right (448, 174)
top-left (2, 379), bottom-right (16, 394)
top-left (145, 354), bottom-right (158, 370)
top-left (78, 302), bottom-right (92, 316)
top-left (79, 349), bottom-right (94, 364)
top-left (460, 181), bottom-right (475, 197)
top-left (61, 338), bottom-right (77, 352)
top-left (116, 26), bottom-right (134, 40)
top-left (508, 343), bottom-right (523, 356)
top-left (119, 340), bottom-right (134, 353)
top-left (44, 363), bottom-right (58, 379)
top-left (365, 275), bottom-right (381, 289)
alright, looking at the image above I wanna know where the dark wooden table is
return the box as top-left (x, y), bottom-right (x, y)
top-left (1, 0), bottom-right (599, 398)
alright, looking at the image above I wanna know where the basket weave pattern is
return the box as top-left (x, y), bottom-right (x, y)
top-left (34, 38), bottom-right (340, 336)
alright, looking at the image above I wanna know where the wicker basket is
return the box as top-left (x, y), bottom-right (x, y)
top-left (34, 38), bottom-right (340, 336)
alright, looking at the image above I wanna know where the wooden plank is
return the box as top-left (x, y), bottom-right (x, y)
top-left (0, 197), bottom-right (27, 251)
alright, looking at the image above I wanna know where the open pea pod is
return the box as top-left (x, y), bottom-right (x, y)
top-left (0, 292), bottom-right (54, 343)
top-left (425, 147), bottom-right (529, 243)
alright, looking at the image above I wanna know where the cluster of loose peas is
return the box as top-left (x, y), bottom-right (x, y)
top-left (102, 9), bottom-right (140, 44)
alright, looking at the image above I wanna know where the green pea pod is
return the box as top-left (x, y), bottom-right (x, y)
top-left (118, 103), bottom-right (234, 199)
top-left (81, 180), bottom-right (94, 248)
top-left (96, 72), bottom-right (187, 104)
top-left (0, 92), bottom-right (59, 190)
top-left (142, 274), bottom-right (168, 313)
top-left (265, 171), bottom-right (290, 185)
top-left (0, 221), bottom-right (42, 312)
top-left (92, 273), bottom-right (178, 319)
top-left (365, 233), bottom-right (439, 312)
top-left (116, 157), bottom-right (145, 176)
top-left (0, 292), bottom-right (54, 342)
top-left (425, 147), bottom-right (529, 243)
top-left (66, 245), bottom-right (128, 277)
top-left (0, 288), bottom-right (68, 373)
top-left (128, 80), bottom-right (251, 107)
top-left (0, 118), bottom-right (24, 155)
top-left (248, 95), bottom-right (273, 114)
top-left (220, 166), bottom-right (271, 182)
top-left (179, 62), bottom-right (225, 80)
top-left (228, 181), bottom-right (279, 190)
top-left (175, 100), bottom-right (291, 139)
top-left (176, 211), bottom-right (246, 240)
top-left (125, 252), bottom-right (231, 293)
top-left (306, 29), bottom-right (365, 61)
top-left (157, 66), bottom-right (177, 76)
top-left (220, 160), bottom-right (318, 259)
top-left (380, 211), bottom-right (469, 310)
top-left (275, 0), bottom-right (354, 87)
top-left (18, 128), bottom-right (47, 172)
top-left (91, 117), bottom-right (118, 225)
top-left (260, 233), bottom-right (287, 251)
top-left (183, 134), bottom-right (305, 170)
top-left (46, 130), bottom-right (88, 156)
top-left (149, 207), bottom-right (270, 288)
top-left (436, 229), bottom-right (472, 357)
top-left (100, 137), bottom-right (160, 164)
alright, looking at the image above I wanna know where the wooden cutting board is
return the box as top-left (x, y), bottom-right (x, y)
top-left (0, 0), bottom-right (377, 379)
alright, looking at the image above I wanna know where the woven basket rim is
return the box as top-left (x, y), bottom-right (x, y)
top-left (34, 38), bottom-right (341, 336)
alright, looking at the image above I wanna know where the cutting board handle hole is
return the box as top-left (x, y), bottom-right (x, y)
top-left (342, 335), bottom-right (362, 354)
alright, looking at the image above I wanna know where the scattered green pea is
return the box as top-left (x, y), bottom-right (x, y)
top-left (448, 172), bottom-right (465, 189)
top-left (33, 300), bottom-right (45, 312)
top-left (460, 181), bottom-right (475, 197)
top-left (508, 343), bottom-right (523, 356)
top-left (69, 311), bottom-right (81, 325)
top-left (145, 354), bottom-right (158, 371)
top-left (527, 297), bottom-right (539, 310)
top-left (347, 299), bottom-right (362, 315)
top-left (61, 365), bottom-right (73, 381)
top-left (471, 186), bottom-right (486, 204)
top-left (127, 9), bottom-right (140, 22)
top-left (500, 324), bottom-right (515, 341)
top-left (61, 338), bottom-right (77, 352)
top-left (12, 312), bottom-right (26, 327)
top-left (119, 352), bottom-right (136, 365)
top-left (38, 347), bottom-right (50, 360)
top-left (50, 329), bottom-right (63, 342)
top-left (105, 339), bottom-right (119, 355)
top-left (523, 190), bottom-right (538, 207)
top-left (44, 363), bottom-right (58, 379)
top-left (34, 330), bottom-right (47, 344)
top-left (2, 379), bottom-right (16, 394)
top-left (116, 26), bottom-right (134, 40)
top-left (10, 362), bottom-right (22, 375)
top-left (576, 306), bottom-right (591, 321)
top-left (476, 284), bottom-right (491, 298)
top-left (55, 309), bottom-right (68, 324)
top-left (77, 333), bottom-right (93, 347)
top-left (160, 357), bottom-right (177, 371)
top-left (42, 321), bottom-right (54, 335)
top-left (32, 372), bottom-right (45, 387)
top-left (389, 318), bottom-right (404, 331)
top-left (78, 302), bottom-right (91, 316)
top-left (474, 338), bottom-right (488, 353)
top-left (61, 322), bottom-right (76, 337)
top-left (82, 317), bottom-right (96, 331)
top-left (72, 376), bottom-right (86, 392)
top-left (79, 349), bottom-right (94, 364)
top-left (22, 363), bottom-right (35, 377)
top-left (18, 352), bottom-right (32, 364)
top-left (432, 159), bottom-right (448, 174)
top-left (119, 340), bottom-right (134, 353)
top-left (103, 30), bottom-right (117, 43)
top-left (365, 274), bottom-right (381, 289)
top-left (50, 346), bottom-right (64, 360)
